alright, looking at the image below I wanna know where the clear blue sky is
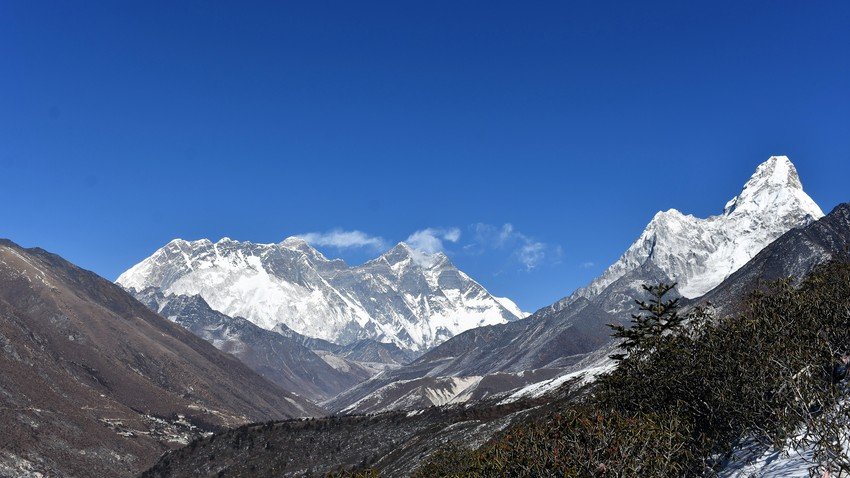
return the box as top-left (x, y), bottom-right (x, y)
top-left (1, 1), bottom-right (848, 311)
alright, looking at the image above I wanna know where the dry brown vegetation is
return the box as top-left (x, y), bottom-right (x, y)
top-left (414, 261), bottom-right (850, 477)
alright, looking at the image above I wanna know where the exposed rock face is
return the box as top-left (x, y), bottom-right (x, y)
top-left (118, 239), bottom-right (524, 352)
top-left (698, 202), bottom-right (850, 316)
top-left (130, 288), bottom-right (374, 402)
top-left (0, 239), bottom-right (323, 478)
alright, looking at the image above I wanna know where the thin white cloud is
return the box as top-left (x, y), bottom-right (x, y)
top-left (442, 228), bottom-right (461, 243)
top-left (498, 224), bottom-right (516, 245)
top-left (405, 227), bottom-right (461, 254)
top-left (580, 261), bottom-right (596, 269)
top-left (297, 224), bottom-right (559, 271)
top-left (297, 229), bottom-right (387, 250)
top-left (518, 241), bottom-right (545, 269)
top-left (471, 223), bottom-right (561, 270)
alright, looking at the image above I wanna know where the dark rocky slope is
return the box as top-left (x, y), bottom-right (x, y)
top-left (0, 240), bottom-right (323, 477)
top-left (141, 391), bottom-right (576, 478)
top-left (698, 202), bottom-right (850, 315)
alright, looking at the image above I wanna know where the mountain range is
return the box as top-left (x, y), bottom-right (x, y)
top-left (325, 156), bottom-right (826, 413)
top-left (0, 154), bottom-right (841, 477)
top-left (117, 239), bottom-right (524, 353)
top-left (142, 200), bottom-right (850, 477)
top-left (116, 155), bottom-right (825, 416)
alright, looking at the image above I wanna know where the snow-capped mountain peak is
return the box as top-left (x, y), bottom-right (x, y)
top-left (376, 242), bottom-right (416, 264)
top-left (117, 237), bottom-right (524, 352)
top-left (556, 155), bottom-right (823, 309)
top-left (279, 235), bottom-right (316, 251)
top-left (376, 241), bottom-right (446, 269)
top-left (723, 155), bottom-right (821, 219)
top-left (742, 155), bottom-right (800, 190)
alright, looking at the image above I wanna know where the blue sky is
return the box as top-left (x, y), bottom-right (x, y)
top-left (1, 1), bottom-right (849, 311)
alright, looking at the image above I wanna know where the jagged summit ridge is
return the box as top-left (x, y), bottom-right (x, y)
top-left (117, 237), bottom-right (524, 352)
top-left (557, 155), bottom-right (823, 308)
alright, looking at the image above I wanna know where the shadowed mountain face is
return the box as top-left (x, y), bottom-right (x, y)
top-left (269, 323), bottom-right (418, 367)
top-left (313, 336), bottom-right (418, 367)
top-left (0, 240), bottom-right (323, 477)
top-left (129, 288), bottom-right (377, 402)
top-left (324, 293), bottom-right (616, 413)
top-left (698, 202), bottom-right (850, 316)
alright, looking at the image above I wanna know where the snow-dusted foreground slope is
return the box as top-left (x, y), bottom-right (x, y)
top-left (553, 155), bottom-right (823, 313)
top-left (118, 239), bottom-right (523, 352)
top-left (720, 441), bottom-right (813, 478)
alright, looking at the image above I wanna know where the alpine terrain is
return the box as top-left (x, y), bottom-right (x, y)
top-left (142, 202), bottom-right (850, 478)
top-left (555, 154), bottom-right (823, 311)
top-left (117, 239), bottom-right (525, 352)
top-left (130, 288), bottom-right (379, 403)
top-left (327, 155), bottom-right (825, 413)
top-left (0, 239), bottom-right (322, 478)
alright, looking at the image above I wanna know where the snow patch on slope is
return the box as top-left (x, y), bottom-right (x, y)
top-left (340, 376), bottom-right (483, 414)
top-left (495, 296), bottom-right (529, 318)
top-left (501, 358), bottom-right (617, 404)
top-left (720, 441), bottom-right (813, 478)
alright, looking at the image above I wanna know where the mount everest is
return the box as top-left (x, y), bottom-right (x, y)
top-left (117, 238), bottom-right (525, 352)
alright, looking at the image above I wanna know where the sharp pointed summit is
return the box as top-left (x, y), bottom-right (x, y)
top-left (747, 155), bottom-right (801, 190)
top-left (375, 241), bottom-right (447, 269)
top-left (723, 155), bottom-right (822, 219)
top-left (379, 242), bottom-right (416, 261)
top-left (558, 155), bottom-right (823, 306)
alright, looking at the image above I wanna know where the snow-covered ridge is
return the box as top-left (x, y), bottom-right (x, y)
top-left (556, 156), bottom-right (823, 309)
top-left (117, 239), bottom-right (523, 352)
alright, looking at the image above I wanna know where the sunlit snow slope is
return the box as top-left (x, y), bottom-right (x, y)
top-left (554, 155), bottom-right (823, 312)
top-left (118, 240), bottom-right (523, 352)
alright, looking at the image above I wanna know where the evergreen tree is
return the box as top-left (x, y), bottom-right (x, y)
top-left (608, 282), bottom-right (685, 361)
